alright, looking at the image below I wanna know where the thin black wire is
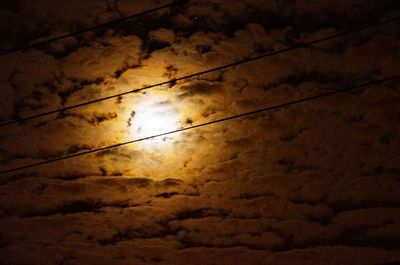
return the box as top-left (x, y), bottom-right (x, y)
top-left (0, 16), bottom-right (398, 128)
top-left (0, 75), bottom-right (398, 176)
top-left (0, 1), bottom-right (183, 56)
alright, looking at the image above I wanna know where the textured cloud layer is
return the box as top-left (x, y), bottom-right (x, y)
top-left (0, 0), bottom-right (399, 264)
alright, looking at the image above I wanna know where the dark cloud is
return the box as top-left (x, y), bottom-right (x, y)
top-left (0, 0), bottom-right (399, 264)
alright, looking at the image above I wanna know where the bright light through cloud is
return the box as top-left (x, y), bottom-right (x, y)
top-left (129, 96), bottom-right (180, 149)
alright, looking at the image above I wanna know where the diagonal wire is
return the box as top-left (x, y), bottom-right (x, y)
top-left (0, 75), bottom-right (398, 176)
top-left (0, 1), bottom-right (184, 56)
top-left (0, 16), bottom-right (398, 128)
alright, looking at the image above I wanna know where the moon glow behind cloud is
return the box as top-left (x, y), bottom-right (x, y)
top-left (0, 1), bottom-right (399, 264)
top-left (128, 95), bottom-right (181, 149)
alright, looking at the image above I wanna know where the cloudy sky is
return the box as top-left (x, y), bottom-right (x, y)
top-left (0, 0), bottom-right (399, 264)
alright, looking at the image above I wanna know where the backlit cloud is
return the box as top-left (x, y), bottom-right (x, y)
top-left (0, 0), bottom-right (399, 264)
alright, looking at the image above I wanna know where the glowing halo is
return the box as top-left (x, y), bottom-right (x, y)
top-left (128, 96), bottom-right (180, 149)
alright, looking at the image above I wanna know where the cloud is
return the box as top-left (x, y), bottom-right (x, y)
top-left (0, 0), bottom-right (399, 264)
top-left (62, 34), bottom-right (142, 81)
top-left (148, 28), bottom-right (176, 44)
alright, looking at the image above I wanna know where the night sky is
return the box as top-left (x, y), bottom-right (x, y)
top-left (0, 0), bottom-right (400, 264)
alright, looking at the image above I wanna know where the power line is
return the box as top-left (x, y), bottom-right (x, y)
top-left (0, 1), bottom-right (184, 56)
top-left (0, 16), bottom-right (398, 128)
top-left (0, 75), bottom-right (398, 176)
